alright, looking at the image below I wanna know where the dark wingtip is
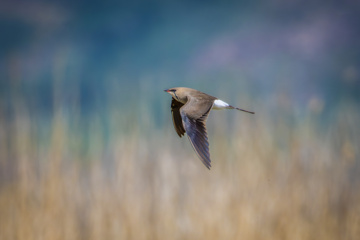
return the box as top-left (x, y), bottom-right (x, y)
top-left (176, 131), bottom-right (185, 138)
top-left (200, 157), bottom-right (211, 170)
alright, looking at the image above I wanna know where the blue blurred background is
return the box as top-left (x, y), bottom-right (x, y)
top-left (2, 0), bottom-right (359, 120)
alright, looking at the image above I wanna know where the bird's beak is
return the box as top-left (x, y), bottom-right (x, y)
top-left (164, 89), bottom-right (170, 92)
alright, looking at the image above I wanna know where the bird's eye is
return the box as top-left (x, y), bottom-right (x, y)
top-left (171, 89), bottom-right (176, 92)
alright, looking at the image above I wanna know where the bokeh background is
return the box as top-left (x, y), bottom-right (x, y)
top-left (1, 1), bottom-right (360, 239)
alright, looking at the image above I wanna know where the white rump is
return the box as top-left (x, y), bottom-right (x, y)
top-left (213, 99), bottom-right (230, 110)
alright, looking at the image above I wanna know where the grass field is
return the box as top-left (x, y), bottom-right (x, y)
top-left (0, 96), bottom-right (359, 240)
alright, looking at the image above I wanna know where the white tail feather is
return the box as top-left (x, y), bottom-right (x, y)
top-left (213, 99), bottom-right (255, 114)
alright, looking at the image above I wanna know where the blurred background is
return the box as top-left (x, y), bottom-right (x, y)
top-left (1, 0), bottom-right (360, 239)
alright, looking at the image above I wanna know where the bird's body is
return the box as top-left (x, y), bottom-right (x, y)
top-left (164, 87), bottom-right (254, 169)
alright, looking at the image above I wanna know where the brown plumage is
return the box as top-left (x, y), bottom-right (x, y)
top-left (165, 87), bottom-right (254, 169)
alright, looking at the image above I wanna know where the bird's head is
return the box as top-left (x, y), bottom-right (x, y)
top-left (164, 87), bottom-right (188, 104)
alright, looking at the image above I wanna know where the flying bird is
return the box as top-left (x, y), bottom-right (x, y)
top-left (164, 87), bottom-right (254, 169)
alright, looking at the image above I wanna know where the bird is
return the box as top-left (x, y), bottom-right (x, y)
top-left (164, 87), bottom-right (254, 169)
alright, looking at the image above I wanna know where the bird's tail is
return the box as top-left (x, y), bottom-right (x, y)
top-left (229, 105), bottom-right (255, 114)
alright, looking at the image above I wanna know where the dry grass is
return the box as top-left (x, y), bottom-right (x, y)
top-left (0, 99), bottom-right (359, 240)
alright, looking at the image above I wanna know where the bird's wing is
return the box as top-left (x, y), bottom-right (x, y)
top-left (171, 98), bottom-right (186, 137)
top-left (180, 98), bottom-right (214, 169)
